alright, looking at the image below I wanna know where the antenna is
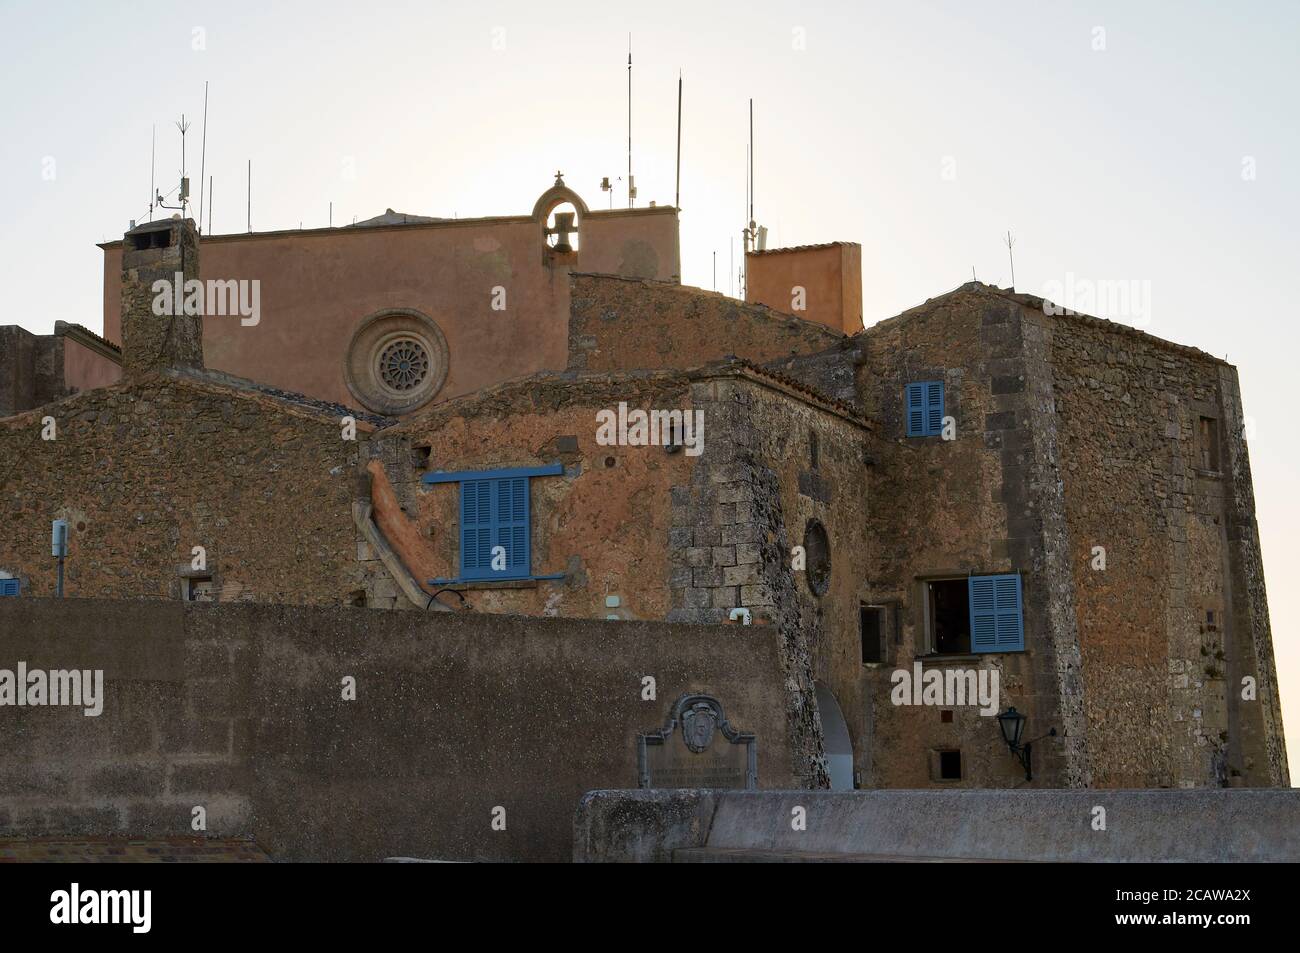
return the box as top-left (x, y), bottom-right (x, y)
top-left (329, 201), bottom-right (333, 228)
top-left (1004, 230), bottom-right (1016, 288)
top-left (155, 116), bottom-right (191, 214)
top-left (712, 250), bottom-right (716, 291)
top-left (198, 82), bottom-right (209, 231)
top-left (208, 176), bottom-right (213, 234)
top-left (627, 35), bottom-right (633, 208)
top-left (246, 159), bottom-right (251, 233)
top-left (675, 70), bottom-right (682, 210)
top-left (749, 98), bottom-right (754, 225)
top-left (148, 124), bottom-right (156, 222)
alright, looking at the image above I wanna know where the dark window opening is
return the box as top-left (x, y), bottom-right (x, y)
top-left (940, 710), bottom-right (954, 723)
top-left (928, 579), bottom-right (971, 655)
top-left (1198, 416), bottom-right (1220, 471)
top-left (348, 590), bottom-right (367, 607)
top-left (804, 520), bottom-right (831, 596)
top-left (939, 750), bottom-right (962, 780)
top-left (412, 445), bottom-right (432, 469)
top-left (809, 431), bottom-right (820, 471)
top-left (184, 575), bottom-right (215, 602)
top-left (860, 604), bottom-right (883, 664)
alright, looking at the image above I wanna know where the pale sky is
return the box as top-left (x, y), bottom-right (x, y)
top-left (1, 0), bottom-right (1297, 781)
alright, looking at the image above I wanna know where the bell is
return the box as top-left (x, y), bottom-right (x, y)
top-left (550, 212), bottom-right (576, 252)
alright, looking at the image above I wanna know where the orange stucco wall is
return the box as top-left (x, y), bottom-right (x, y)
top-left (62, 337), bottom-right (121, 394)
top-left (745, 243), bottom-right (863, 334)
top-left (101, 206), bottom-right (680, 412)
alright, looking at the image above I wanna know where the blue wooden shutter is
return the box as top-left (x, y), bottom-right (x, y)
top-left (926, 381), bottom-right (945, 435)
top-left (0, 578), bottom-right (19, 597)
top-left (460, 479), bottom-right (493, 578)
top-left (906, 383), bottom-right (925, 436)
top-left (491, 477), bottom-right (530, 578)
top-left (969, 573), bottom-right (1023, 653)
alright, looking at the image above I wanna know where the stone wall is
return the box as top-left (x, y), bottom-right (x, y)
top-left (0, 372), bottom-right (381, 606)
top-left (856, 286), bottom-right (1087, 789)
top-left (1045, 307), bottom-right (1287, 787)
top-left (0, 599), bottom-right (797, 862)
top-left (378, 371), bottom-right (698, 619)
top-left (664, 369), bottom-right (872, 788)
top-left (567, 274), bottom-right (844, 373)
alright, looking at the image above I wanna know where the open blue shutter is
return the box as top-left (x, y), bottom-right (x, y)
top-left (926, 381), bottom-right (945, 435)
top-left (906, 383), bottom-right (925, 436)
top-left (0, 578), bottom-right (19, 597)
top-left (460, 480), bottom-right (493, 578)
top-left (970, 574), bottom-right (1023, 653)
top-left (492, 477), bottom-right (530, 578)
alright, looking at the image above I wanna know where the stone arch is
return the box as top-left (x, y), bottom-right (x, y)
top-left (533, 175), bottom-right (589, 253)
top-left (530, 175), bottom-right (590, 222)
top-left (815, 682), bottom-right (855, 791)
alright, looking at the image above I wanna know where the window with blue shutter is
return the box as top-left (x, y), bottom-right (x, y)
top-left (0, 578), bottom-right (19, 597)
top-left (459, 477), bottom-right (531, 581)
top-left (424, 462), bottom-right (564, 585)
top-left (906, 381), bottom-right (945, 437)
top-left (968, 573), bottom-right (1024, 653)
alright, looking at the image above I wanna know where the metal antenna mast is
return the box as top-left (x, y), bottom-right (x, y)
top-left (198, 82), bottom-right (209, 230)
top-left (148, 124), bottom-right (156, 222)
top-left (627, 35), bottom-right (633, 208)
top-left (675, 70), bottom-right (682, 210)
top-left (1005, 230), bottom-right (1016, 288)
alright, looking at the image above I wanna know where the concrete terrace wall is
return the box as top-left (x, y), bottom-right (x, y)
top-left (0, 599), bottom-right (797, 862)
top-left (574, 789), bottom-right (1300, 863)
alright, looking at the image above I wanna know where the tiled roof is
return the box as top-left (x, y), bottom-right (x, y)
top-left (726, 357), bottom-right (869, 424)
top-left (746, 241), bottom-right (858, 256)
top-left (55, 321), bottom-right (121, 355)
top-left (166, 367), bottom-right (395, 429)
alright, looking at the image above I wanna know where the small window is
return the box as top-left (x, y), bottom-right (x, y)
top-left (926, 579), bottom-right (971, 655)
top-left (939, 750), bottom-right (963, 781)
top-left (924, 574), bottom-right (1024, 654)
top-left (0, 578), bottom-right (19, 597)
top-left (809, 431), bottom-right (820, 471)
top-left (860, 604), bottom-right (884, 664)
top-left (905, 381), bottom-right (945, 437)
top-left (184, 576), bottom-right (215, 602)
top-left (1198, 416), bottom-right (1220, 471)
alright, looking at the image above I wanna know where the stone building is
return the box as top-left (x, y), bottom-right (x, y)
top-left (0, 178), bottom-right (1287, 794)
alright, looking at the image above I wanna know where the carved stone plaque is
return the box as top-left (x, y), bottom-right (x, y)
top-left (638, 693), bottom-right (757, 789)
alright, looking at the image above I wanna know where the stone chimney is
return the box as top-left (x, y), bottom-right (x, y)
top-left (120, 216), bottom-right (204, 375)
top-left (745, 241), bottom-right (863, 334)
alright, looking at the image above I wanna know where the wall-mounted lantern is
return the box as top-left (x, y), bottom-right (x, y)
top-left (997, 706), bottom-right (1056, 782)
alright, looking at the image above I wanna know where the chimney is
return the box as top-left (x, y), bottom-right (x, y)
top-left (744, 241), bottom-right (863, 334)
top-left (120, 217), bottom-right (204, 375)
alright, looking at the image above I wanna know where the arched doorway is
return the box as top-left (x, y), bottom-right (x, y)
top-left (815, 682), bottom-right (855, 791)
